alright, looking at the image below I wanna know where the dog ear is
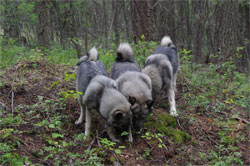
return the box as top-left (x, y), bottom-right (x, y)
top-left (116, 52), bottom-right (123, 61)
top-left (146, 100), bottom-right (154, 108)
top-left (114, 111), bottom-right (123, 121)
top-left (128, 96), bottom-right (136, 105)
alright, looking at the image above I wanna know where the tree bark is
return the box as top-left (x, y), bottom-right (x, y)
top-left (36, 0), bottom-right (51, 49)
top-left (193, 0), bottom-right (203, 63)
top-left (130, 0), bottom-right (155, 42)
top-left (112, 0), bottom-right (120, 47)
top-left (3, 0), bottom-right (20, 41)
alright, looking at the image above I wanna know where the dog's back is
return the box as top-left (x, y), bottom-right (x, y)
top-left (76, 60), bottom-right (107, 97)
top-left (116, 71), bottom-right (152, 102)
top-left (153, 36), bottom-right (178, 74)
top-left (111, 43), bottom-right (140, 79)
top-left (143, 54), bottom-right (173, 100)
top-left (143, 36), bottom-right (178, 116)
top-left (82, 75), bottom-right (133, 142)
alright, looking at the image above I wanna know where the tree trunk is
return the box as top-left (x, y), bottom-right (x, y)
top-left (244, 2), bottom-right (250, 72)
top-left (85, 10), bottom-right (89, 55)
top-left (112, 0), bottom-right (120, 47)
top-left (3, 0), bottom-right (20, 41)
top-left (36, 0), bottom-right (51, 49)
top-left (122, 0), bottom-right (130, 40)
top-left (130, 0), bottom-right (155, 42)
top-left (193, 0), bottom-right (203, 63)
top-left (103, 0), bottom-right (108, 48)
top-left (70, 1), bottom-right (83, 58)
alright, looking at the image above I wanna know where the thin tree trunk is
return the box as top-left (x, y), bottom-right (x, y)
top-left (85, 11), bottom-right (88, 54)
top-left (70, 1), bottom-right (83, 58)
top-left (103, 0), bottom-right (108, 48)
top-left (122, 0), bottom-right (130, 40)
top-left (112, 1), bottom-right (120, 47)
top-left (193, 0), bottom-right (203, 63)
top-left (130, 0), bottom-right (155, 42)
top-left (244, 3), bottom-right (250, 72)
top-left (36, 0), bottom-right (51, 49)
top-left (3, 0), bottom-right (20, 41)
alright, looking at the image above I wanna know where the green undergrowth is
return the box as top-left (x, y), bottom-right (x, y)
top-left (0, 40), bottom-right (249, 165)
top-left (145, 112), bottom-right (191, 144)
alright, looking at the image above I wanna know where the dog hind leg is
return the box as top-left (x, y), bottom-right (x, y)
top-left (75, 104), bottom-right (85, 125)
top-left (85, 107), bottom-right (92, 136)
top-left (168, 87), bottom-right (178, 116)
top-left (172, 73), bottom-right (177, 92)
top-left (128, 126), bottom-right (133, 143)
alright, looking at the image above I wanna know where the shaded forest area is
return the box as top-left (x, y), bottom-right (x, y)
top-left (0, 0), bottom-right (250, 166)
top-left (1, 0), bottom-right (250, 72)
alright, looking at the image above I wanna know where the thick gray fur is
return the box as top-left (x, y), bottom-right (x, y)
top-left (76, 74), bottom-right (133, 143)
top-left (111, 43), bottom-right (140, 79)
top-left (75, 57), bottom-right (107, 126)
top-left (77, 47), bottom-right (99, 66)
top-left (76, 61), bottom-right (107, 96)
top-left (116, 71), bottom-right (153, 131)
top-left (142, 36), bottom-right (179, 116)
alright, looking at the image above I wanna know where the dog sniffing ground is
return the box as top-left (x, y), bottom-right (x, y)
top-left (0, 59), bottom-right (249, 165)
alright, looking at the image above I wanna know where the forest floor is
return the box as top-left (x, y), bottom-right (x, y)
top-left (0, 59), bottom-right (249, 166)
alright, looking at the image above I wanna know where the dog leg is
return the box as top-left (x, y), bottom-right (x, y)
top-left (168, 88), bottom-right (178, 116)
top-left (85, 107), bottom-right (92, 136)
top-left (75, 104), bottom-right (85, 125)
top-left (128, 125), bottom-right (133, 143)
top-left (173, 73), bottom-right (177, 92)
top-left (107, 126), bottom-right (120, 143)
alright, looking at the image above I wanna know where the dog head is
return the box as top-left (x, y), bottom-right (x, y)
top-left (108, 109), bottom-right (132, 131)
top-left (128, 96), bottom-right (154, 132)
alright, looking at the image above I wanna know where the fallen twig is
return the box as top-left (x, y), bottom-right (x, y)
top-left (177, 119), bottom-right (184, 130)
top-left (141, 137), bottom-right (153, 149)
top-left (87, 137), bottom-right (96, 151)
top-left (233, 116), bottom-right (249, 124)
top-left (11, 87), bottom-right (14, 115)
top-left (96, 130), bottom-right (102, 148)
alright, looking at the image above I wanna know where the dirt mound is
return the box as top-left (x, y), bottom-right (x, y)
top-left (0, 60), bottom-right (249, 165)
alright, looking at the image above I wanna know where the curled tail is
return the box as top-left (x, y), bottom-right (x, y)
top-left (161, 36), bottom-right (172, 47)
top-left (116, 43), bottom-right (134, 62)
top-left (77, 47), bottom-right (98, 66)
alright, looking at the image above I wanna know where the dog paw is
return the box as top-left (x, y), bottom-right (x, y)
top-left (111, 138), bottom-right (121, 143)
top-left (170, 110), bottom-right (178, 117)
top-left (84, 131), bottom-right (90, 136)
top-left (128, 136), bottom-right (133, 143)
top-left (75, 119), bottom-right (83, 125)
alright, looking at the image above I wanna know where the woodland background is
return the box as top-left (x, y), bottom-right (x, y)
top-left (0, 0), bottom-right (249, 166)
top-left (1, 0), bottom-right (249, 72)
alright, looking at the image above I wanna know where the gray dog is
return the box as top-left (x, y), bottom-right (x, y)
top-left (116, 71), bottom-right (154, 132)
top-left (75, 48), bottom-right (133, 143)
top-left (111, 43), bottom-right (140, 79)
top-left (142, 36), bottom-right (179, 116)
top-left (77, 47), bottom-right (99, 65)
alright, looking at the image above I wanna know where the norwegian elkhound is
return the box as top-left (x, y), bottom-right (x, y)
top-left (116, 71), bottom-right (154, 132)
top-left (75, 48), bottom-right (133, 143)
top-left (77, 47), bottom-right (99, 66)
top-left (142, 36), bottom-right (179, 116)
top-left (111, 43), bottom-right (140, 79)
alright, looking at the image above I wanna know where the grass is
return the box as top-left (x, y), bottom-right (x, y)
top-left (0, 39), bottom-right (249, 165)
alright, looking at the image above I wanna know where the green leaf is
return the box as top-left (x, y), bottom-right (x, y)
top-left (121, 131), bottom-right (128, 136)
top-left (52, 133), bottom-right (64, 138)
top-left (158, 144), bottom-right (163, 148)
top-left (114, 149), bottom-right (122, 154)
top-left (49, 124), bottom-right (55, 128)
